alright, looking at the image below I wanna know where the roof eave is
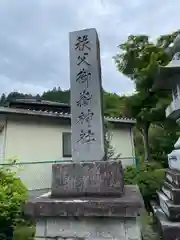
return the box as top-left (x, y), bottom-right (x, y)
top-left (0, 107), bottom-right (136, 125)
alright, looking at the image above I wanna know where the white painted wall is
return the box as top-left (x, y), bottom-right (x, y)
top-left (110, 127), bottom-right (135, 167)
top-left (5, 117), bottom-right (69, 162)
top-left (2, 116), bottom-right (135, 192)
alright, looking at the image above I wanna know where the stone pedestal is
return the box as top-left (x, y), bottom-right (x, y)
top-left (152, 168), bottom-right (180, 239)
top-left (24, 160), bottom-right (144, 240)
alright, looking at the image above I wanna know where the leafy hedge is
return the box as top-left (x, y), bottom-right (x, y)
top-left (124, 162), bottom-right (165, 206)
top-left (13, 224), bottom-right (35, 240)
top-left (0, 162), bottom-right (28, 239)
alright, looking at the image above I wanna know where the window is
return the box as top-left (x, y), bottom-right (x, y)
top-left (62, 132), bottom-right (72, 157)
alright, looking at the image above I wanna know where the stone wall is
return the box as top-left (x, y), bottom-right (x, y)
top-left (35, 217), bottom-right (141, 240)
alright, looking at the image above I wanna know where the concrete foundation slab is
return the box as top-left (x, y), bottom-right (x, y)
top-left (35, 217), bottom-right (142, 240)
top-left (25, 185), bottom-right (143, 218)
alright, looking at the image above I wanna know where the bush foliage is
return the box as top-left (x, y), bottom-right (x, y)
top-left (0, 161), bottom-right (28, 238)
top-left (13, 224), bottom-right (35, 240)
top-left (124, 163), bottom-right (165, 205)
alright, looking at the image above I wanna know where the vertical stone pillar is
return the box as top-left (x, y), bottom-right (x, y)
top-left (69, 28), bottom-right (105, 162)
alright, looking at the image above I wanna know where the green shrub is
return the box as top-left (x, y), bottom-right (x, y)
top-left (0, 162), bottom-right (28, 237)
top-left (124, 163), bottom-right (165, 206)
top-left (13, 224), bottom-right (35, 240)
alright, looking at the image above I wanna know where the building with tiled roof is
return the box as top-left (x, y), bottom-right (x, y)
top-left (0, 99), bottom-right (136, 196)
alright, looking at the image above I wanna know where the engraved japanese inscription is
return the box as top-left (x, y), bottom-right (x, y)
top-left (69, 28), bottom-right (105, 162)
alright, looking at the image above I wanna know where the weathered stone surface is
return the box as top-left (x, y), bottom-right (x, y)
top-left (51, 160), bottom-right (124, 197)
top-left (162, 182), bottom-right (173, 201)
top-left (24, 185), bottom-right (144, 218)
top-left (174, 137), bottom-right (180, 149)
top-left (157, 191), bottom-right (180, 221)
top-left (70, 28), bottom-right (105, 162)
top-left (35, 217), bottom-right (141, 239)
top-left (151, 201), bottom-right (180, 240)
top-left (168, 149), bottom-right (180, 171)
top-left (165, 168), bottom-right (180, 188)
top-left (162, 181), bottom-right (180, 204)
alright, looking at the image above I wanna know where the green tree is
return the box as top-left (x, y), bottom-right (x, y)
top-left (114, 32), bottom-right (179, 161)
top-left (0, 93), bottom-right (6, 106)
top-left (103, 91), bottom-right (126, 117)
top-left (1, 87), bottom-right (124, 117)
top-left (41, 88), bottom-right (70, 103)
top-left (149, 121), bottom-right (179, 167)
top-left (122, 91), bottom-right (171, 161)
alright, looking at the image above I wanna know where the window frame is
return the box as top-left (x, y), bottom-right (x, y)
top-left (62, 132), bottom-right (72, 158)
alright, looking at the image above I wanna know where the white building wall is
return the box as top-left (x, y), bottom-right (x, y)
top-left (110, 127), bottom-right (135, 167)
top-left (5, 117), bottom-right (68, 162)
top-left (3, 116), bottom-right (135, 192)
top-left (0, 122), bottom-right (6, 163)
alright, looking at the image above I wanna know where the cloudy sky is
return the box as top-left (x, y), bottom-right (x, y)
top-left (0, 0), bottom-right (179, 96)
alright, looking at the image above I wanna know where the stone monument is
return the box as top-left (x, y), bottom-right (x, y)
top-left (151, 35), bottom-right (180, 240)
top-left (69, 29), bottom-right (105, 162)
top-left (24, 28), bottom-right (144, 240)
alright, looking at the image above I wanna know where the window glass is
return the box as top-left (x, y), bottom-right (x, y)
top-left (62, 132), bottom-right (71, 157)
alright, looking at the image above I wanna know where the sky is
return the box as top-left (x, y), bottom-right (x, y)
top-left (0, 0), bottom-right (179, 96)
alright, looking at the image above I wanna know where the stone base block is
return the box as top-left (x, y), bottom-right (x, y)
top-left (162, 181), bottom-right (180, 204)
top-left (157, 191), bottom-right (180, 221)
top-left (24, 185), bottom-right (144, 218)
top-left (51, 160), bottom-right (124, 197)
top-left (35, 217), bottom-right (142, 240)
top-left (166, 169), bottom-right (180, 188)
top-left (151, 201), bottom-right (180, 240)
